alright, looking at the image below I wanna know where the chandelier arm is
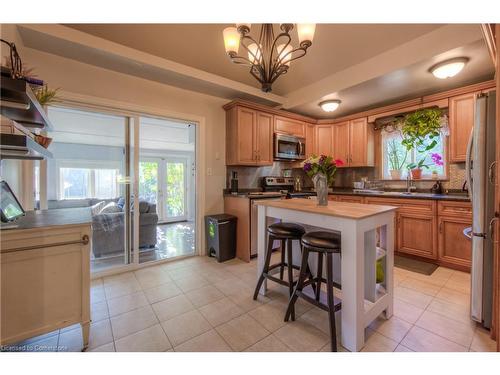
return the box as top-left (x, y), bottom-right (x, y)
top-left (249, 67), bottom-right (265, 84)
top-left (239, 35), bottom-right (264, 67)
top-left (283, 46), bottom-right (308, 64)
top-left (266, 32), bottom-right (291, 81)
top-left (229, 54), bottom-right (256, 66)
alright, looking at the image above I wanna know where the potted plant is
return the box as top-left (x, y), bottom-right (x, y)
top-left (406, 158), bottom-right (429, 180)
top-left (387, 139), bottom-right (408, 180)
top-left (303, 154), bottom-right (344, 206)
top-left (401, 108), bottom-right (443, 152)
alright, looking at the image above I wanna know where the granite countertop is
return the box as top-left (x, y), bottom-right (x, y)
top-left (1, 207), bottom-right (92, 230)
top-left (224, 188), bottom-right (470, 201)
top-left (328, 189), bottom-right (470, 202)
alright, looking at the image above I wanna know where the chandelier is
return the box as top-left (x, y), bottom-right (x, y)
top-left (222, 24), bottom-right (316, 92)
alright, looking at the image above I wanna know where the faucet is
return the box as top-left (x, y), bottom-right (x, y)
top-left (406, 174), bottom-right (416, 193)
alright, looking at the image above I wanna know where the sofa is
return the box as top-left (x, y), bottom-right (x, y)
top-left (48, 198), bottom-right (159, 258)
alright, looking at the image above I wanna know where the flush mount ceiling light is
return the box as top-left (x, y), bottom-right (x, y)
top-left (429, 57), bottom-right (469, 79)
top-left (319, 99), bottom-right (341, 112)
top-left (222, 23), bottom-right (316, 92)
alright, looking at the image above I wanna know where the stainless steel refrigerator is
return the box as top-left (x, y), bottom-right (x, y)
top-left (465, 91), bottom-right (496, 328)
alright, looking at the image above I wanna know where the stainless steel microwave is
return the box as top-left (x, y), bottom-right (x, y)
top-left (274, 133), bottom-right (306, 161)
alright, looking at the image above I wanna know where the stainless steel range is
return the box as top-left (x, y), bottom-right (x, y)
top-left (261, 176), bottom-right (316, 198)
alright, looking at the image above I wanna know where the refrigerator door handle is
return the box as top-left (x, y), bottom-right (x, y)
top-left (488, 217), bottom-right (499, 239)
top-left (488, 161), bottom-right (497, 186)
top-left (465, 127), bottom-right (474, 200)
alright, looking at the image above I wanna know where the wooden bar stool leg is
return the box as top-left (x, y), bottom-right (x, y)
top-left (284, 247), bottom-right (309, 322)
top-left (316, 252), bottom-right (323, 301)
top-left (253, 234), bottom-right (275, 300)
top-left (286, 238), bottom-right (295, 320)
top-left (326, 252), bottom-right (338, 352)
top-left (280, 239), bottom-right (286, 280)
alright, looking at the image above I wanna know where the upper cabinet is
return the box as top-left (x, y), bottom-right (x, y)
top-left (305, 123), bottom-right (316, 157)
top-left (449, 92), bottom-right (477, 163)
top-left (315, 124), bottom-right (334, 157)
top-left (321, 117), bottom-right (374, 167)
top-left (225, 106), bottom-right (273, 166)
top-left (274, 116), bottom-right (306, 138)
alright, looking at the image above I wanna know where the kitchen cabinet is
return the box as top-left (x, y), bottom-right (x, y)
top-left (305, 123), bottom-right (316, 157)
top-left (333, 194), bottom-right (365, 203)
top-left (274, 116), bottom-right (305, 138)
top-left (437, 201), bottom-right (472, 271)
top-left (397, 212), bottom-right (437, 260)
top-left (322, 117), bottom-right (373, 167)
top-left (226, 106), bottom-right (273, 166)
top-left (449, 92), bottom-right (477, 163)
top-left (438, 216), bottom-right (472, 270)
top-left (315, 124), bottom-right (334, 156)
top-left (349, 117), bottom-right (374, 167)
top-left (332, 121), bottom-right (349, 167)
top-left (1, 219), bottom-right (91, 347)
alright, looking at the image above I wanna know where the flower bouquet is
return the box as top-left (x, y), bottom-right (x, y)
top-left (302, 154), bottom-right (344, 206)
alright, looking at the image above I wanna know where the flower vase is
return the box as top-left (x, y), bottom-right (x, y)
top-left (313, 173), bottom-right (329, 206)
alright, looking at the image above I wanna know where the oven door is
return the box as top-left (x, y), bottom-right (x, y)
top-left (274, 134), bottom-right (305, 160)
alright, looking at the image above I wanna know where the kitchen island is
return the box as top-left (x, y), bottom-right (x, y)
top-left (0, 208), bottom-right (92, 349)
top-left (255, 198), bottom-right (397, 352)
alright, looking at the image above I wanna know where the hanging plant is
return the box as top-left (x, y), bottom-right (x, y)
top-left (401, 108), bottom-right (443, 152)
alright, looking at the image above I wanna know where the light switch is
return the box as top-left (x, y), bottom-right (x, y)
top-left (215, 152), bottom-right (220, 160)
top-left (207, 167), bottom-right (213, 176)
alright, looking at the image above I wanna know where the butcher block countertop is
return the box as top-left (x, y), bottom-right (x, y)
top-left (254, 198), bottom-right (397, 220)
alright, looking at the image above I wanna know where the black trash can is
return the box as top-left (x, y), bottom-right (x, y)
top-left (205, 214), bottom-right (237, 262)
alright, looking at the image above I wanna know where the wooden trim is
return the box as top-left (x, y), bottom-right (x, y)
top-left (367, 98), bottom-right (448, 123)
top-left (422, 80), bottom-right (496, 103)
top-left (494, 23), bottom-right (500, 349)
top-left (223, 99), bottom-right (317, 124)
top-left (481, 24), bottom-right (497, 68)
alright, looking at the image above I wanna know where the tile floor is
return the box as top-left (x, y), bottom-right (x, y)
top-left (91, 221), bottom-right (195, 272)
top-left (3, 252), bottom-right (497, 352)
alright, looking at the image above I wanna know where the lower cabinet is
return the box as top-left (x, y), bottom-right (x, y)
top-left (397, 212), bottom-right (437, 260)
top-left (438, 216), bottom-right (472, 270)
top-left (335, 195), bottom-right (365, 203)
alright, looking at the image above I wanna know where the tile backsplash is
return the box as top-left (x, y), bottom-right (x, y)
top-left (227, 162), bottom-right (467, 192)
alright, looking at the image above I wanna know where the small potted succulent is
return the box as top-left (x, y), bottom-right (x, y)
top-left (387, 139), bottom-right (408, 180)
top-left (302, 154), bottom-right (344, 206)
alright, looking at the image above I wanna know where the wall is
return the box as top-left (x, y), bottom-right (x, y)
top-left (2, 28), bottom-right (227, 217)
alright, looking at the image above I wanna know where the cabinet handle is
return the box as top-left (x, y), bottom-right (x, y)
top-left (2, 235), bottom-right (90, 254)
top-left (439, 222), bottom-right (443, 233)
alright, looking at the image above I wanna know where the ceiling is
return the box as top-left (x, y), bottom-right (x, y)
top-left (65, 24), bottom-right (444, 96)
top-left (15, 24), bottom-right (495, 119)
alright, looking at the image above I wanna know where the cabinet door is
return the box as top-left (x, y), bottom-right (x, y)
top-left (438, 216), bottom-right (472, 269)
top-left (237, 107), bottom-right (257, 164)
top-left (274, 116), bottom-right (305, 137)
top-left (397, 212), bottom-right (437, 259)
top-left (315, 124), bottom-right (334, 157)
top-left (349, 117), bottom-right (373, 166)
top-left (335, 195), bottom-right (364, 203)
top-left (255, 112), bottom-right (273, 165)
top-left (333, 122), bottom-right (349, 166)
top-left (305, 123), bottom-right (316, 157)
top-left (449, 92), bottom-right (476, 162)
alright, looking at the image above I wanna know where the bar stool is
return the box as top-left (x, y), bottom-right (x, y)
top-left (284, 231), bottom-right (342, 352)
top-left (253, 222), bottom-right (314, 319)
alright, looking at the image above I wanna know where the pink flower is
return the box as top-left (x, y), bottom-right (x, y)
top-left (431, 153), bottom-right (443, 166)
top-left (334, 159), bottom-right (344, 166)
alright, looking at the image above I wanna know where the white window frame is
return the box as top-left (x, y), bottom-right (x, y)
top-left (56, 159), bottom-right (122, 200)
top-left (381, 131), bottom-right (449, 180)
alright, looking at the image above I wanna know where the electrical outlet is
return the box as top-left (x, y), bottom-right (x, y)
top-left (207, 167), bottom-right (213, 176)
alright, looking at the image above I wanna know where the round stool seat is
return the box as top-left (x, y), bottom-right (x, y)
top-left (267, 222), bottom-right (305, 238)
top-left (302, 231), bottom-right (341, 252)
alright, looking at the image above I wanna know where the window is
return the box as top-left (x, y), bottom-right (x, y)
top-left (59, 164), bottom-right (120, 200)
top-left (381, 130), bottom-right (447, 180)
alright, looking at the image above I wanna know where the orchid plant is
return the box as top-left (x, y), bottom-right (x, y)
top-left (407, 152), bottom-right (444, 171)
top-left (302, 154), bottom-right (344, 186)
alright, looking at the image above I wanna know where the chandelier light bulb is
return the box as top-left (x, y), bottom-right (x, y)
top-left (248, 43), bottom-right (262, 64)
top-left (319, 99), bottom-right (341, 112)
top-left (223, 27), bottom-right (240, 54)
top-left (430, 57), bottom-right (468, 79)
top-left (277, 44), bottom-right (293, 66)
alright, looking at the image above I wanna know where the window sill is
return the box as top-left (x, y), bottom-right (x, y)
top-left (381, 178), bottom-right (449, 182)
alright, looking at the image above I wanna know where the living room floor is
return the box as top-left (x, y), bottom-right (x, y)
top-left (91, 221), bottom-right (195, 272)
top-left (4, 253), bottom-right (496, 352)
